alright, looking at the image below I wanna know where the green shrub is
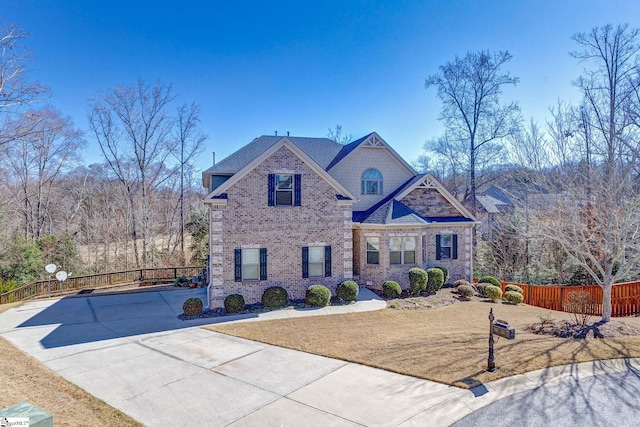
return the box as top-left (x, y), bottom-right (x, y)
top-left (479, 276), bottom-right (501, 287)
top-left (435, 266), bottom-right (449, 284)
top-left (457, 284), bottom-right (475, 298)
top-left (174, 275), bottom-right (189, 287)
top-left (382, 281), bottom-right (402, 298)
top-left (408, 268), bottom-right (428, 294)
top-left (567, 268), bottom-right (592, 286)
top-left (485, 285), bottom-right (503, 303)
top-left (224, 294), bottom-right (245, 313)
top-left (262, 286), bottom-right (288, 308)
top-left (505, 284), bottom-right (523, 294)
top-left (336, 280), bottom-right (359, 302)
top-left (476, 283), bottom-right (489, 297)
top-left (504, 290), bottom-right (524, 304)
top-left (182, 297), bottom-right (203, 316)
top-left (454, 279), bottom-right (472, 288)
top-left (0, 279), bottom-right (18, 294)
top-left (305, 285), bottom-right (331, 307)
top-left (426, 268), bottom-right (445, 293)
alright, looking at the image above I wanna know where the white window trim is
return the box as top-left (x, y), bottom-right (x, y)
top-left (366, 237), bottom-right (380, 265)
top-left (275, 173), bottom-right (294, 206)
top-left (241, 248), bottom-right (260, 281)
top-left (389, 236), bottom-right (416, 265)
top-left (308, 246), bottom-right (325, 278)
top-left (440, 234), bottom-right (453, 260)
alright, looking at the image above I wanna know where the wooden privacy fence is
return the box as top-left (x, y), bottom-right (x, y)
top-left (0, 266), bottom-right (204, 305)
top-left (499, 280), bottom-right (640, 317)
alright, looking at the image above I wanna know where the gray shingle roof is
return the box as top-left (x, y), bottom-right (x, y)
top-left (203, 135), bottom-right (344, 175)
top-left (325, 133), bottom-right (373, 170)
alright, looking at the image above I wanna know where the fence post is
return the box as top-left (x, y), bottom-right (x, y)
top-left (558, 286), bottom-right (564, 312)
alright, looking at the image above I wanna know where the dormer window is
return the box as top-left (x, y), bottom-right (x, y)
top-left (361, 168), bottom-right (383, 195)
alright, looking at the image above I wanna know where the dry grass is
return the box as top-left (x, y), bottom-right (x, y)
top-left (0, 336), bottom-right (142, 426)
top-left (206, 302), bottom-right (640, 389)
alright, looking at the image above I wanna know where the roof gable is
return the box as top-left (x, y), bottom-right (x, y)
top-left (395, 174), bottom-right (476, 221)
top-left (326, 132), bottom-right (416, 175)
top-left (204, 138), bottom-right (357, 203)
top-left (202, 135), bottom-right (343, 187)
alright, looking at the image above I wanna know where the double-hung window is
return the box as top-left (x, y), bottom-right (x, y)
top-left (268, 173), bottom-right (301, 206)
top-left (389, 237), bottom-right (416, 265)
top-left (436, 234), bottom-right (458, 260)
top-left (302, 246), bottom-right (332, 278)
top-left (242, 249), bottom-right (259, 280)
top-left (308, 247), bottom-right (325, 277)
top-left (366, 237), bottom-right (380, 264)
top-left (234, 248), bottom-right (267, 281)
top-left (275, 174), bottom-right (293, 206)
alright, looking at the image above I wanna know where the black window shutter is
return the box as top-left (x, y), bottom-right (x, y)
top-left (435, 235), bottom-right (442, 261)
top-left (268, 174), bottom-right (275, 206)
top-left (234, 249), bottom-right (242, 282)
top-left (294, 174), bottom-right (302, 206)
top-left (452, 234), bottom-right (458, 260)
top-left (302, 247), bottom-right (309, 278)
top-left (259, 248), bottom-right (267, 280)
top-left (324, 246), bottom-right (332, 277)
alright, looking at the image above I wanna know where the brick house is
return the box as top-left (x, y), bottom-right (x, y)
top-left (202, 132), bottom-right (476, 308)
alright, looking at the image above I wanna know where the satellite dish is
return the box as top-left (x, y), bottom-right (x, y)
top-left (56, 271), bottom-right (68, 282)
top-left (45, 264), bottom-right (57, 274)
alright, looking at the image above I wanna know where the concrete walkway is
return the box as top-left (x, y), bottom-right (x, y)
top-left (1, 287), bottom-right (639, 426)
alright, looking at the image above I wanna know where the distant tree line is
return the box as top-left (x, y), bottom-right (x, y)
top-left (0, 21), bottom-right (209, 292)
top-left (424, 24), bottom-right (640, 321)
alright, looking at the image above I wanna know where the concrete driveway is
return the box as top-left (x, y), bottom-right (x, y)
top-left (1, 287), bottom-right (640, 426)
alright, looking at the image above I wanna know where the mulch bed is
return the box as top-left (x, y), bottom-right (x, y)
top-left (524, 319), bottom-right (640, 338)
top-left (377, 286), bottom-right (491, 310)
top-left (178, 297), bottom-right (354, 321)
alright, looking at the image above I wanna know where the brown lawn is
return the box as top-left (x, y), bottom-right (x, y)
top-left (206, 301), bottom-right (640, 389)
top-left (0, 336), bottom-right (142, 426)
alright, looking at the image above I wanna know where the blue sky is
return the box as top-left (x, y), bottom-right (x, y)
top-left (3, 1), bottom-right (640, 173)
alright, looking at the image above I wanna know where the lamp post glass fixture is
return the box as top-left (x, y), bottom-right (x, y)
top-left (45, 264), bottom-right (56, 296)
top-left (45, 264), bottom-right (68, 296)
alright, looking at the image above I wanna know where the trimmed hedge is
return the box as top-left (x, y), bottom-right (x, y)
top-left (426, 268), bottom-right (445, 293)
top-left (454, 279), bottom-right (472, 288)
top-left (505, 284), bottom-right (524, 294)
top-left (485, 285), bottom-right (503, 303)
top-left (383, 281), bottom-right (402, 298)
top-left (262, 286), bottom-right (288, 308)
top-left (182, 297), bottom-right (203, 316)
top-left (479, 276), bottom-right (501, 287)
top-left (224, 294), bottom-right (245, 313)
top-left (504, 290), bottom-right (524, 304)
top-left (336, 280), bottom-right (359, 302)
top-left (476, 283), bottom-right (489, 297)
top-left (457, 284), bottom-right (475, 298)
top-left (435, 266), bottom-right (449, 284)
top-left (409, 268), bottom-right (428, 294)
top-left (305, 285), bottom-right (332, 307)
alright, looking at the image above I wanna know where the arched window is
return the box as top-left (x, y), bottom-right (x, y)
top-left (361, 168), bottom-right (383, 195)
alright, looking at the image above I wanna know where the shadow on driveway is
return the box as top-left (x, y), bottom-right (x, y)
top-left (14, 288), bottom-right (256, 348)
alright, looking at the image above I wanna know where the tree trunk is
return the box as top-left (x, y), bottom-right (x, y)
top-left (601, 280), bottom-right (612, 322)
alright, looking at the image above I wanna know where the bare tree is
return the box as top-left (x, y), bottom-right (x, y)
top-left (88, 80), bottom-right (176, 268)
top-left (326, 124), bottom-right (352, 145)
top-left (0, 22), bottom-right (48, 144)
top-left (425, 50), bottom-right (521, 215)
top-left (531, 24), bottom-right (640, 322)
top-left (1, 106), bottom-right (84, 240)
top-left (172, 103), bottom-right (206, 262)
